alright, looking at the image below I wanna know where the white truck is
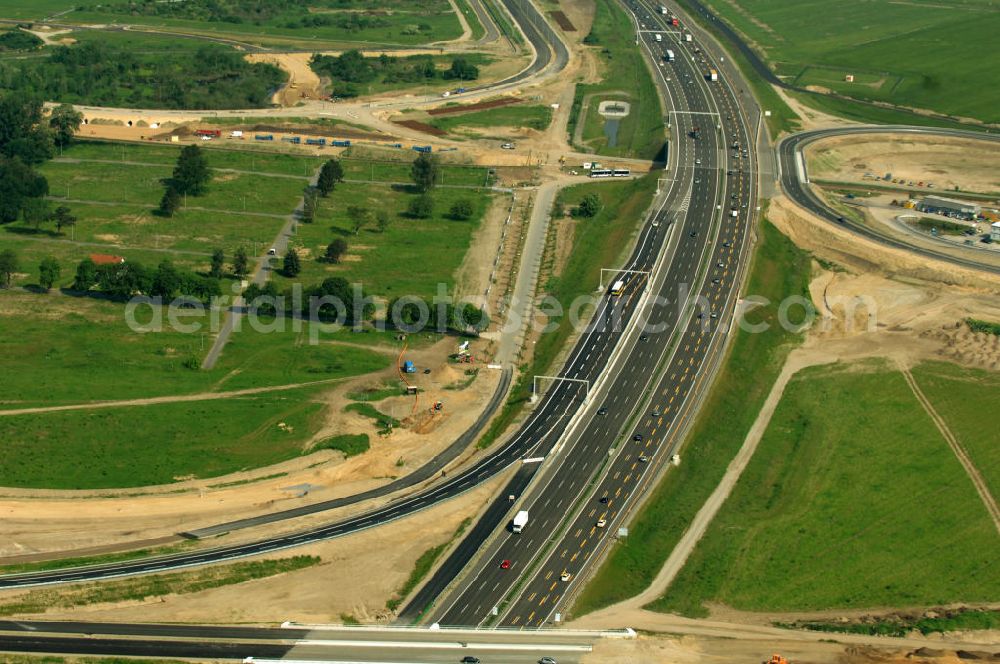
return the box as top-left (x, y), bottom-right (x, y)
top-left (685, 33), bottom-right (693, 42)
top-left (659, 5), bottom-right (668, 14)
top-left (512, 510), bottom-right (529, 533)
top-left (664, 49), bottom-right (675, 62)
top-left (654, 33), bottom-right (663, 42)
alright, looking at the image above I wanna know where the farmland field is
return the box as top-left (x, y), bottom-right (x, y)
top-left (693, 0), bottom-right (1000, 124)
top-left (426, 105), bottom-right (554, 136)
top-left (649, 359), bottom-right (1000, 616)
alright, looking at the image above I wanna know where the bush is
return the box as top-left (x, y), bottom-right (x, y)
top-left (407, 194), bottom-right (435, 219)
top-left (449, 199), bottom-right (474, 220)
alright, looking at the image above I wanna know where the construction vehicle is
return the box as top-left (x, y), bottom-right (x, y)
top-left (281, 136), bottom-right (301, 144)
top-left (402, 360), bottom-right (416, 373)
top-left (413, 145), bottom-right (432, 153)
top-left (512, 510), bottom-right (529, 533)
top-left (254, 134), bottom-right (274, 141)
top-left (195, 129), bottom-right (221, 138)
top-left (331, 139), bottom-right (351, 147)
top-left (306, 138), bottom-right (326, 146)
top-left (766, 655), bottom-right (788, 664)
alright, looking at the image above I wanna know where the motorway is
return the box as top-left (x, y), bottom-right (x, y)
top-left (0, 621), bottom-right (601, 663)
top-left (427, 0), bottom-right (759, 628)
top-left (779, 126), bottom-right (1000, 276)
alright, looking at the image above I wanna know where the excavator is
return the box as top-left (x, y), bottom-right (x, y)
top-left (765, 655), bottom-right (788, 664)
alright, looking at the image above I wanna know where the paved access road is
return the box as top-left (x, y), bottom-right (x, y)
top-left (779, 126), bottom-right (1000, 276)
top-left (427, 0), bottom-right (759, 628)
top-left (0, 621), bottom-right (601, 664)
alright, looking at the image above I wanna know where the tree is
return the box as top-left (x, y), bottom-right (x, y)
top-left (210, 248), bottom-right (225, 279)
top-left (449, 199), bottom-right (474, 220)
top-left (22, 197), bottom-right (50, 231)
top-left (443, 57), bottom-right (479, 81)
top-left (38, 256), bottom-right (60, 291)
top-left (157, 186), bottom-right (182, 217)
top-left (347, 205), bottom-right (373, 234)
top-left (575, 192), bottom-right (602, 218)
top-left (317, 159), bottom-right (344, 197)
top-left (48, 103), bottom-right (83, 149)
top-left (171, 144), bottom-right (210, 196)
top-left (324, 238), bottom-right (348, 263)
top-left (407, 194), bottom-right (435, 219)
top-left (375, 209), bottom-right (390, 232)
top-left (51, 206), bottom-right (76, 235)
top-left (301, 186), bottom-right (318, 222)
top-left (151, 260), bottom-right (181, 299)
top-left (410, 152), bottom-right (439, 192)
top-left (243, 281), bottom-right (280, 316)
top-left (283, 248), bottom-right (301, 277)
top-left (72, 257), bottom-right (97, 291)
top-left (232, 246), bottom-right (250, 280)
top-left (0, 94), bottom-right (52, 165)
top-left (0, 248), bottom-right (18, 288)
top-left (0, 155), bottom-right (48, 223)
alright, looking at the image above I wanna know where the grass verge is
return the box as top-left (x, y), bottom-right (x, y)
top-left (571, 0), bottom-right (664, 159)
top-left (572, 216), bottom-right (813, 615)
top-left (781, 607), bottom-right (1000, 637)
top-left (478, 174), bottom-right (659, 448)
top-left (0, 542), bottom-right (194, 576)
top-left (387, 518), bottom-right (471, 612)
top-left (0, 556), bottom-right (319, 616)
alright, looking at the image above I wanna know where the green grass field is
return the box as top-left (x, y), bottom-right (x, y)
top-left (480, 174), bottom-right (659, 448)
top-left (425, 105), bottom-right (554, 136)
top-left (911, 361), bottom-right (1000, 501)
top-left (573, 216), bottom-right (813, 615)
top-left (0, 0), bottom-right (464, 48)
top-left (0, 388), bottom-right (328, 488)
top-left (273, 182), bottom-right (491, 300)
top-left (0, 291), bottom-right (390, 407)
top-left (649, 359), bottom-right (1000, 616)
top-left (570, 0), bottom-right (665, 159)
top-left (694, 0), bottom-right (1000, 124)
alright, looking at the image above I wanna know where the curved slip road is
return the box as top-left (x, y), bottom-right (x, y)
top-left (779, 126), bottom-right (1000, 276)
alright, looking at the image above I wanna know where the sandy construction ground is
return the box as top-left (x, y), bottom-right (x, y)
top-left (805, 133), bottom-right (1000, 196)
top-left (0, 470), bottom-right (511, 623)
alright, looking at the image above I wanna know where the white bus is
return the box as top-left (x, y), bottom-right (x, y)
top-left (612, 168), bottom-right (631, 177)
top-left (665, 49), bottom-right (675, 62)
top-left (590, 168), bottom-right (613, 178)
top-left (610, 279), bottom-right (626, 296)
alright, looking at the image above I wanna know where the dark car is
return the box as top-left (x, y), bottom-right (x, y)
top-left (632, 433), bottom-right (643, 442)
top-left (461, 657), bottom-right (481, 664)
top-left (599, 495), bottom-right (610, 504)
top-left (597, 407), bottom-right (608, 416)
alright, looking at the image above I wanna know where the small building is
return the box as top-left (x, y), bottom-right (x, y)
top-left (991, 221), bottom-right (1000, 242)
top-left (919, 195), bottom-right (980, 219)
top-left (845, 74), bottom-right (855, 83)
top-left (89, 253), bottom-right (125, 266)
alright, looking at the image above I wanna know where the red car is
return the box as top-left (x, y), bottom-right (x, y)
top-left (500, 559), bottom-right (511, 569)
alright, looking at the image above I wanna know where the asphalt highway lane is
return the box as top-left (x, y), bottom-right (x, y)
top-left (433, 0), bottom-right (759, 627)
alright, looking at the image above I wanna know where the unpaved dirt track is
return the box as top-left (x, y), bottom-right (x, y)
top-left (899, 361), bottom-right (1000, 534)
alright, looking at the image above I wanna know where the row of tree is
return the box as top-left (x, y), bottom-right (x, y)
top-left (72, 257), bottom-right (222, 301)
top-left (241, 276), bottom-right (489, 333)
